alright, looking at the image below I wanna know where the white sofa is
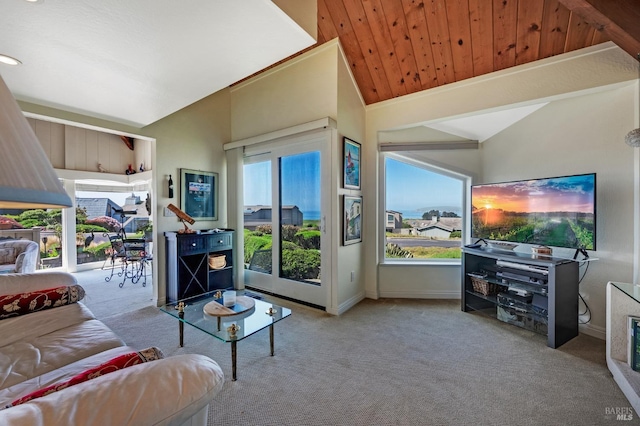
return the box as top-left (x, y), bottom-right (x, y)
top-left (0, 271), bottom-right (224, 425)
top-left (0, 239), bottom-right (39, 273)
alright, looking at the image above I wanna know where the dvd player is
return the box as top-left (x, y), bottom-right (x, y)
top-left (496, 260), bottom-right (549, 275)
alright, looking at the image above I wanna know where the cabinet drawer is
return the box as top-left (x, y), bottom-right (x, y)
top-left (177, 236), bottom-right (207, 254)
top-left (207, 232), bottom-right (232, 250)
top-left (177, 232), bottom-right (233, 254)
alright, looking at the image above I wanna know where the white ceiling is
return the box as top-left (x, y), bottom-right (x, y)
top-left (0, 0), bottom-right (315, 127)
top-left (424, 103), bottom-right (549, 143)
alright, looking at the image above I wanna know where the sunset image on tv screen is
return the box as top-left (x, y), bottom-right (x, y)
top-left (471, 174), bottom-right (595, 250)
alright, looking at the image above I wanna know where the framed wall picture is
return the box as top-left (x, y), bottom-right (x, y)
top-left (343, 195), bottom-right (362, 245)
top-left (343, 137), bottom-right (361, 190)
top-left (180, 168), bottom-right (218, 221)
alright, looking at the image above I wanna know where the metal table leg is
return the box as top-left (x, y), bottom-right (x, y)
top-left (270, 324), bottom-right (275, 356)
top-left (231, 341), bottom-right (237, 381)
top-left (178, 302), bottom-right (184, 347)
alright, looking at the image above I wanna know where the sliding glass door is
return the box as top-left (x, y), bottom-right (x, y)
top-left (243, 139), bottom-right (328, 307)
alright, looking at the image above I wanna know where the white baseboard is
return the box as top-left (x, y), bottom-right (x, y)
top-left (579, 322), bottom-right (606, 340)
top-left (378, 290), bottom-right (460, 299)
top-left (330, 291), bottom-right (366, 315)
top-left (364, 289), bottom-right (379, 300)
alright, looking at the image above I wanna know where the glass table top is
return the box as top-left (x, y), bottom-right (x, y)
top-left (611, 282), bottom-right (640, 305)
top-left (160, 294), bottom-right (291, 343)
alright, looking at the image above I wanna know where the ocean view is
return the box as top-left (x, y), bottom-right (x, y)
top-left (302, 210), bottom-right (321, 221)
top-left (301, 209), bottom-right (461, 221)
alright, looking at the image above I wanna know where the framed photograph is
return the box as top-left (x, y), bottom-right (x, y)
top-left (180, 168), bottom-right (218, 221)
top-left (343, 195), bottom-right (362, 245)
top-left (343, 137), bottom-right (361, 190)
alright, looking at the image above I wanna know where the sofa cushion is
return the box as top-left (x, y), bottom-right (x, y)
top-left (0, 285), bottom-right (85, 320)
top-left (0, 354), bottom-right (224, 426)
top-left (0, 248), bottom-right (16, 264)
top-left (0, 302), bottom-right (95, 350)
top-left (0, 304), bottom-right (125, 390)
top-left (5, 347), bottom-right (164, 408)
top-left (0, 272), bottom-right (77, 298)
top-left (0, 346), bottom-right (137, 407)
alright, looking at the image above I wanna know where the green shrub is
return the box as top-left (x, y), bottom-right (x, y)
top-left (83, 241), bottom-right (111, 258)
top-left (281, 249), bottom-right (320, 280)
top-left (385, 243), bottom-right (413, 258)
top-left (255, 225), bottom-right (272, 235)
top-left (76, 224), bottom-right (109, 233)
top-left (294, 229), bottom-right (321, 249)
top-left (244, 234), bottom-right (273, 263)
top-left (281, 241), bottom-right (299, 251)
top-left (281, 225), bottom-right (298, 242)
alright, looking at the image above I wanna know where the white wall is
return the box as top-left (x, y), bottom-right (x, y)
top-left (336, 43), bottom-right (366, 312)
top-left (230, 42), bottom-right (338, 141)
top-left (26, 117), bottom-right (137, 174)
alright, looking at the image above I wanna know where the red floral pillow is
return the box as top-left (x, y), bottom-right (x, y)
top-left (4, 347), bottom-right (164, 408)
top-left (0, 285), bottom-right (85, 319)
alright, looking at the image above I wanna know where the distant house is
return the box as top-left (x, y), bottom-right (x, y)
top-left (244, 205), bottom-right (303, 229)
top-left (416, 216), bottom-right (457, 238)
top-left (76, 198), bottom-right (121, 220)
top-left (385, 210), bottom-right (403, 232)
top-left (120, 194), bottom-right (151, 233)
top-left (77, 194), bottom-right (149, 234)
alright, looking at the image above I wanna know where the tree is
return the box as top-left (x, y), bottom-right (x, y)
top-left (441, 211), bottom-right (460, 218)
top-left (422, 210), bottom-right (440, 220)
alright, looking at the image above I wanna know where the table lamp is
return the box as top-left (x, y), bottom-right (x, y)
top-left (0, 73), bottom-right (72, 209)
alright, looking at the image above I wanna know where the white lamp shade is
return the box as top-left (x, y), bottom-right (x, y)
top-left (0, 73), bottom-right (72, 209)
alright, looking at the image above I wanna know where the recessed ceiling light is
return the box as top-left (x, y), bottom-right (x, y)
top-left (24, 0), bottom-right (44, 3)
top-left (0, 54), bottom-right (22, 66)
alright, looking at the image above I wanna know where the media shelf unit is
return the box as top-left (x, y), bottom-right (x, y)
top-left (462, 246), bottom-right (579, 348)
top-left (165, 230), bottom-right (234, 303)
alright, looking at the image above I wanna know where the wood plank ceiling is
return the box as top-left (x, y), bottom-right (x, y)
top-left (241, 0), bottom-right (640, 106)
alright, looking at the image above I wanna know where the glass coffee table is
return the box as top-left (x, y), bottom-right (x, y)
top-left (160, 293), bottom-right (291, 381)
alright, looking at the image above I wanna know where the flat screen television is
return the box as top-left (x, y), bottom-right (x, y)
top-left (471, 173), bottom-right (596, 250)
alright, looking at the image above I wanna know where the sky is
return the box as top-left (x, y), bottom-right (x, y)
top-left (244, 151), bottom-right (321, 213)
top-left (244, 155), bottom-right (464, 218)
top-left (385, 157), bottom-right (463, 213)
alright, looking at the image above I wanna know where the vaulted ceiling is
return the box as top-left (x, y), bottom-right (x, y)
top-left (2, 0), bottom-right (639, 128)
top-left (254, 0), bottom-right (640, 106)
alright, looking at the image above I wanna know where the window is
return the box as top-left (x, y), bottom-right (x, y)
top-left (383, 154), bottom-right (464, 260)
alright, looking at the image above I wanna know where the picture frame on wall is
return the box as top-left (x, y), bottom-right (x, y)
top-left (343, 195), bottom-right (362, 245)
top-left (343, 137), bottom-right (361, 190)
top-left (180, 168), bottom-right (218, 221)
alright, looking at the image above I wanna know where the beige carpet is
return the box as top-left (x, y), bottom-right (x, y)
top-left (102, 297), bottom-right (638, 426)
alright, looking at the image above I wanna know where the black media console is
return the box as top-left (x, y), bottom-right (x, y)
top-left (462, 246), bottom-right (579, 348)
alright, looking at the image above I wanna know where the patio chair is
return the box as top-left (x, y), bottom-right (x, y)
top-left (104, 234), bottom-right (149, 288)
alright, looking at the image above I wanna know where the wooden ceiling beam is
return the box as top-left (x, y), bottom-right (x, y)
top-left (557, 0), bottom-right (640, 59)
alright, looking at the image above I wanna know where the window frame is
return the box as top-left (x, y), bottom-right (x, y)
top-left (379, 151), bottom-right (471, 265)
